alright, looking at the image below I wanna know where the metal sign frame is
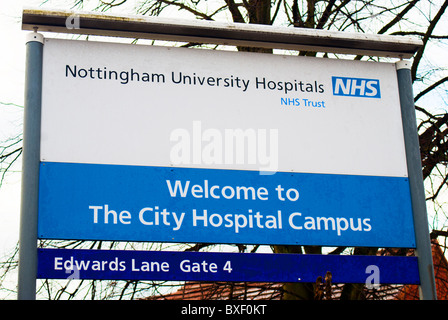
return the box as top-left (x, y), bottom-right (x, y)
top-left (19, 9), bottom-right (436, 300)
top-left (21, 8), bottom-right (422, 58)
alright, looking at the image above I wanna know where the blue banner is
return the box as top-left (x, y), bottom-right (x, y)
top-left (37, 248), bottom-right (420, 284)
top-left (38, 162), bottom-right (416, 247)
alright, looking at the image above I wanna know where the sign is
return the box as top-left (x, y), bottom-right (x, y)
top-left (38, 163), bottom-right (413, 247)
top-left (38, 38), bottom-right (415, 247)
top-left (37, 248), bottom-right (420, 284)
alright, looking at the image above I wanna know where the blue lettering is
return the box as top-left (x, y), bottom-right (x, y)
top-left (280, 98), bottom-right (300, 106)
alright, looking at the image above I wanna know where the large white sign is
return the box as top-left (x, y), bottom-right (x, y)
top-left (41, 39), bottom-right (407, 177)
top-left (38, 39), bottom-right (415, 247)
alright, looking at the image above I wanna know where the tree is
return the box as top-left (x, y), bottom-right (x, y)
top-left (1, 0), bottom-right (448, 300)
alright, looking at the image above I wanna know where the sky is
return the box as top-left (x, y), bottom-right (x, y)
top-left (0, 0), bottom-right (447, 298)
top-left (0, 1), bottom-right (29, 257)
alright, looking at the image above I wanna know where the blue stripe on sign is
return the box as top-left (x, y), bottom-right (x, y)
top-left (38, 162), bottom-right (415, 248)
top-left (37, 248), bottom-right (420, 284)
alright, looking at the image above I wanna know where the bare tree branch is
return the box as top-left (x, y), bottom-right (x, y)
top-left (415, 76), bottom-right (448, 102)
top-left (412, 0), bottom-right (448, 81)
top-left (377, 0), bottom-right (420, 34)
top-left (316, 0), bottom-right (336, 29)
top-left (391, 31), bottom-right (448, 39)
top-left (225, 0), bottom-right (246, 23)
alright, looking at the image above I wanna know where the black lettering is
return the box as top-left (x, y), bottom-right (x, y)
top-left (66, 64), bottom-right (76, 77)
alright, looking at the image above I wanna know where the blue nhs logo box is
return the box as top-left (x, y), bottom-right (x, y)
top-left (332, 76), bottom-right (381, 98)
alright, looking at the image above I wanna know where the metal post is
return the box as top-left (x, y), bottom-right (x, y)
top-left (17, 31), bottom-right (44, 300)
top-left (396, 60), bottom-right (437, 300)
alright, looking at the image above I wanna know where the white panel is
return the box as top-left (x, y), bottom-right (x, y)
top-left (41, 39), bottom-right (408, 177)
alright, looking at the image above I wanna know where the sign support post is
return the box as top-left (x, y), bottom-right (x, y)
top-left (17, 31), bottom-right (44, 300)
top-left (396, 60), bottom-right (437, 300)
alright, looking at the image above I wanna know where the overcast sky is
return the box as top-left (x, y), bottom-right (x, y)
top-left (0, 0), bottom-right (29, 258)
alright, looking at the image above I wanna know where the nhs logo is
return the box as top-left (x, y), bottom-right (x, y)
top-left (332, 76), bottom-right (381, 98)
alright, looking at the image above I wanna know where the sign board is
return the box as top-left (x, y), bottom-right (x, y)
top-left (37, 248), bottom-right (420, 284)
top-left (38, 38), bottom-right (415, 247)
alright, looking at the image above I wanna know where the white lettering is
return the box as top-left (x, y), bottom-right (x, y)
top-left (166, 180), bottom-right (269, 201)
top-left (289, 212), bottom-right (302, 230)
top-left (169, 121), bottom-right (279, 173)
